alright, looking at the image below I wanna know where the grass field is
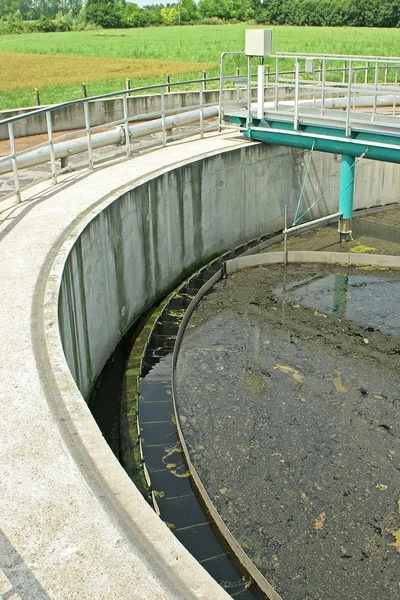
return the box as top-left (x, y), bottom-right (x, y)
top-left (1, 24), bottom-right (400, 110)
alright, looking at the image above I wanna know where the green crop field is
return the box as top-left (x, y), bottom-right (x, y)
top-left (0, 24), bottom-right (399, 110)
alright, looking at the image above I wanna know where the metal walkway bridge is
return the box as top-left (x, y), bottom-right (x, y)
top-left (220, 51), bottom-right (400, 240)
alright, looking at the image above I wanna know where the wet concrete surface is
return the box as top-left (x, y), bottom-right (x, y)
top-left (175, 262), bottom-right (400, 600)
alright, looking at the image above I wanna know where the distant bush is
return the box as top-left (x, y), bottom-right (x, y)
top-left (36, 16), bottom-right (56, 32)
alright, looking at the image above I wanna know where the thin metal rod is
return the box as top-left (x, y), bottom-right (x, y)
top-left (247, 55), bottom-right (252, 127)
top-left (161, 88), bottom-right (167, 146)
top-left (83, 100), bottom-right (93, 169)
top-left (284, 205), bottom-right (288, 265)
top-left (274, 56), bottom-right (279, 110)
top-left (257, 64), bottom-right (264, 119)
top-left (122, 92), bottom-right (130, 156)
top-left (199, 81), bottom-right (204, 139)
top-left (8, 122), bottom-right (21, 203)
top-left (294, 59), bottom-right (300, 130)
top-left (46, 111), bottom-right (57, 184)
top-left (372, 59), bottom-right (379, 121)
top-left (320, 59), bottom-right (326, 116)
top-left (218, 53), bottom-right (225, 132)
top-left (345, 60), bottom-right (353, 136)
top-left (284, 212), bottom-right (342, 235)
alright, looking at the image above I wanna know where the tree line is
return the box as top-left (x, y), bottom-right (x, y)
top-left (1, 0), bottom-right (400, 33)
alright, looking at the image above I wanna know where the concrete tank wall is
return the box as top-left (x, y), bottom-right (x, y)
top-left (0, 89), bottom-right (229, 140)
top-left (58, 143), bottom-right (399, 399)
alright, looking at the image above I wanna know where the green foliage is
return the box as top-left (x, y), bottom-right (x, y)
top-left (160, 6), bottom-right (179, 25)
top-left (37, 14), bottom-right (56, 30)
top-left (1, 0), bottom-right (400, 30)
top-left (86, 0), bottom-right (123, 28)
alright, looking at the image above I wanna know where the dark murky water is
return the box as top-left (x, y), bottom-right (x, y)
top-left (276, 274), bottom-right (400, 336)
top-left (176, 264), bottom-right (400, 600)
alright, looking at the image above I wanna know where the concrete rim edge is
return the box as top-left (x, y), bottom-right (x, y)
top-left (30, 139), bottom-right (258, 599)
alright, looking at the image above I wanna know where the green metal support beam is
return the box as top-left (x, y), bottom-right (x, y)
top-left (338, 154), bottom-right (356, 240)
top-left (229, 114), bottom-right (400, 241)
top-left (242, 126), bottom-right (400, 164)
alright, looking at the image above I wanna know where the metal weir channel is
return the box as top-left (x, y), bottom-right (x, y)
top-left (136, 233), bottom-right (284, 600)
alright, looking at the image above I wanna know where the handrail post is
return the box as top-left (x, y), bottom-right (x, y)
top-left (199, 80), bottom-right (204, 139)
top-left (83, 100), bottom-right (93, 169)
top-left (345, 60), bottom-right (353, 136)
top-left (352, 69), bottom-right (357, 109)
top-left (122, 91), bottom-right (130, 157)
top-left (320, 58), bottom-right (326, 116)
top-left (161, 87), bottom-right (167, 146)
top-left (8, 122), bottom-right (21, 203)
top-left (218, 52), bottom-right (225, 132)
top-left (46, 110), bottom-right (57, 184)
top-left (247, 54), bottom-right (252, 127)
top-left (372, 59), bottom-right (379, 121)
top-left (257, 64), bottom-right (264, 119)
top-left (274, 55), bottom-right (279, 110)
top-left (294, 59), bottom-right (299, 130)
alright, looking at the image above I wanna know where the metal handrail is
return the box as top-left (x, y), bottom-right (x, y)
top-left (2, 53), bottom-right (400, 205)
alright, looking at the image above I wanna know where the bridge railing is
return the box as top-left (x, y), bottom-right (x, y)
top-left (219, 52), bottom-right (400, 137)
top-left (2, 54), bottom-right (400, 205)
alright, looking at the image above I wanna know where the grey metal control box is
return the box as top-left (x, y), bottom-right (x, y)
top-left (245, 29), bottom-right (273, 57)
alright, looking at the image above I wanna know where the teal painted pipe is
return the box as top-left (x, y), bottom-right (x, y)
top-left (243, 128), bottom-right (400, 164)
top-left (339, 154), bottom-right (355, 219)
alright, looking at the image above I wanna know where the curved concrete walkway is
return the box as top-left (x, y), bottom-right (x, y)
top-left (0, 133), bottom-right (250, 600)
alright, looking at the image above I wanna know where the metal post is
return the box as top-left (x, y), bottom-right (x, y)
top-left (320, 59), bottom-right (326, 116)
top-left (8, 122), bottom-right (21, 203)
top-left (265, 64), bottom-right (270, 84)
top-left (218, 53), bottom-right (225, 132)
top-left (365, 61), bottom-right (369, 84)
top-left (83, 100), bottom-right (93, 169)
top-left (122, 91), bottom-right (130, 157)
top-left (257, 64), bottom-right (264, 119)
top-left (274, 55), bottom-right (279, 110)
top-left (343, 60), bottom-right (347, 84)
top-left (294, 59), bottom-right (299, 131)
top-left (385, 59), bottom-right (388, 84)
top-left (284, 205), bottom-right (288, 265)
top-left (345, 60), bottom-right (353, 137)
top-left (318, 60), bottom-right (322, 82)
top-left (247, 55), bottom-right (252, 127)
top-left (199, 81), bottom-right (204, 139)
top-left (160, 87), bottom-right (167, 146)
top-left (46, 111), bottom-right (57, 184)
top-left (34, 88), bottom-right (40, 106)
top-left (126, 78), bottom-right (131, 92)
top-left (338, 154), bottom-right (355, 242)
top-left (166, 75), bottom-right (170, 93)
top-left (372, 59), bottom-right (379, 121)
top-left (395, 68), bottom-right (398, 85)
top-left (82, 83), bottom-right (87, 98)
